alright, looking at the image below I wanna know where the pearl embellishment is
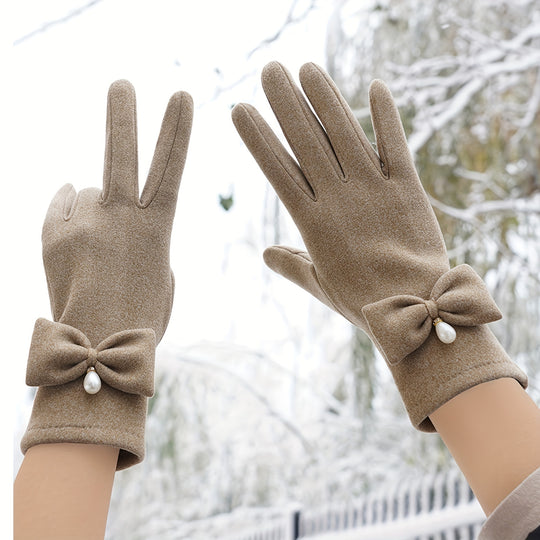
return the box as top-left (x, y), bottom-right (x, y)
top-left (83, 367), bottom-right (101, 394)
top-left (433, 317), bottom-right (456, 344)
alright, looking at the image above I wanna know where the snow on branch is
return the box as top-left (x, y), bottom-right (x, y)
top-left (386, 21), bottom-right (540, 156)
top-left (429, 194), bottom-right (540, 222)
top-left (14, 0), bottom-right (103, 46)
top-left (429, 194), bottom-right (540, 287)
top-left (407, 77), bottom-right (484, 155)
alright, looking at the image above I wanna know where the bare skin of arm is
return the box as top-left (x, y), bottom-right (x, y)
top-left (430, 377), bottom-right (540, 516)
top-left (14, 443), bottom-right (118, 540)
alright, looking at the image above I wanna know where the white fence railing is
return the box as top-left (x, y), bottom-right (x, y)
top-left (225, 469), bottom-right (486, 540)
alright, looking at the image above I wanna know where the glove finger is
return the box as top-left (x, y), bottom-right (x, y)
top-left (102, 80), bottom-right (139, 204)
top-left (299, 62), bottom-right (382, 181)
top-left (263, 245), bottom-right (336, 311)
top-left (44, 183), bottom-right (77, 223)
top-left (368, 79), bottom-right (415, 178)
top-left (232, 102), bottom-right (314, 212)
top-left (141, 91), bottom-right (194, 209)
top-left (261, 61), bottom-right (343, 191)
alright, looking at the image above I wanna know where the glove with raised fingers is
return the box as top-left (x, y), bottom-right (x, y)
top-left (232, 61), bottom-right (527, 431)
top-left (21, 80), bottom-right (193, 469)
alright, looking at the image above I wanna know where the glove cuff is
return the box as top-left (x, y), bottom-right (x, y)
top-left (361, 266), bottom-right (528, 431)
top-left (396, 325), bottom-right (528, 431)
top-left (20, 319), bottom-right (156, 470)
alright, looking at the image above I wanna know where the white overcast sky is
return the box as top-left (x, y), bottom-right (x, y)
top-left (5, 0), bottom-right (343, 519)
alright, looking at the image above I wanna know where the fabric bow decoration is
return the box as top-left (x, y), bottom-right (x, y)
top-left (362, 265), bottom-right (502, 366)
top-left (26, 318), bottom-right (156, 396)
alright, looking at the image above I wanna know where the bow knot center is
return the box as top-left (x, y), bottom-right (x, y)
top-left (424, 299), bottom-right (439, 321)
top-left (86, 348), bottom-right (98, 368)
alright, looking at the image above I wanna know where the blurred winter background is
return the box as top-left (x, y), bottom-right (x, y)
top-left (7, 0), bottom-right (540, 538)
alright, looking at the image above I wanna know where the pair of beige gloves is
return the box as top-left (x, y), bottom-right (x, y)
top-left (21, 62), bottom-right (527, 470)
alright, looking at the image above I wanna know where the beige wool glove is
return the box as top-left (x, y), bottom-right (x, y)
top-left (21, 80), bottom-right (193, 469)
top-left (232, 61), bottom-right (527, 431)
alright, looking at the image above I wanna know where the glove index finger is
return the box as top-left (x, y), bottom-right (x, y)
top-left (141, 90), bottom-right (194, 209)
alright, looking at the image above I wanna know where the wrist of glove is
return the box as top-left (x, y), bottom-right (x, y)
top-left (362, 266), bottom-right (528, 430)
top-left (21, 319), bottom-right (156, 469)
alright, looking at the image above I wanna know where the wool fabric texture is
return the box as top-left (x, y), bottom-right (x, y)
top-left (21, 80), bottom-right (193, 469)
top-left (231, 61), bottom-right (528, 431)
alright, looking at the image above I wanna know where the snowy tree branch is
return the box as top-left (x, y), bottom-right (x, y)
top-left (14, 0), bottom-right (103, 46)
top-left (247, 0), bottom-right (318, 59)
top-left (385, 21), bottom-right (540, 155)
top-left (169, 354), bottom-right (315, 454)
top-left (429, 195), bottom-right (540, 221)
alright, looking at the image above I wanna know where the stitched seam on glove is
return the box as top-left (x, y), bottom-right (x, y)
top-left (242, 105), bottom-right (316, 201)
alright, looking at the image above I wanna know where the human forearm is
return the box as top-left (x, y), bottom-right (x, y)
top-left (430, 377), bottom-right (540, 516)
top-left (14, 443), bottom-right (118, 540)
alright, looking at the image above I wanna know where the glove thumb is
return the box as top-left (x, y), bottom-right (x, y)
top-left (45, 183), bottom-right (77, 223)
top-left (263, 246), bottom-right (336, 311)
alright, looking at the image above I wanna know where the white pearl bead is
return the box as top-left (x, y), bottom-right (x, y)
top-left (83, 369), bottom-right (102, 394)
top-left (435, 321), bottom-right (456, 344)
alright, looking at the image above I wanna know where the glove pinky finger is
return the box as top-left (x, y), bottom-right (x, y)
top-left (368, 80), bottom-right (415, 178)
